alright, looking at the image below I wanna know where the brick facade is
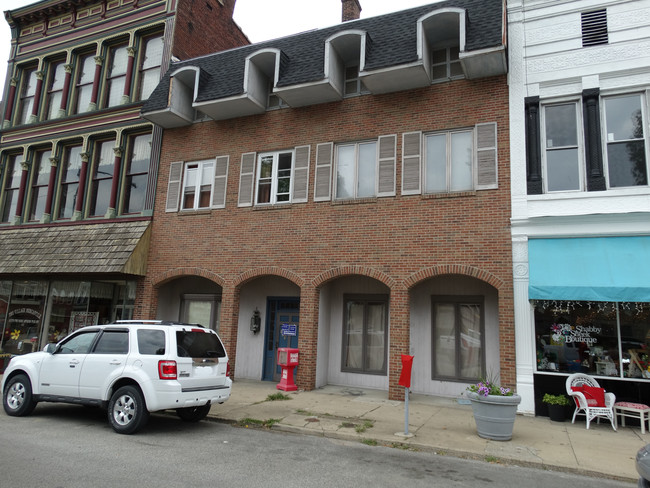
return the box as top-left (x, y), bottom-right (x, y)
top-left (142, 75), bottom-right (514, 400)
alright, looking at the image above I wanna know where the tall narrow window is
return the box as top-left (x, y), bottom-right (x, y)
top-left (75, 54), bottom-right (95, 114)
top-left (19, 69), bottom-right (38, 124)
top-left (122, 133), bottom-right (151, 214)
top-left (138, 36), bottom-right (164, 100)
top-left (335, 142), bottom-right (376, 199)
top-left (425, 130), bottom-right (473, 193)
top-left (432, 297), bottom-right (484, 381)
top-left (1, 155), bottom-right (22, 222)
top-left (105, 45), bottom-right (128, 108)
top-left (46, 62), bottom-right (66, 120)
top-left (182, 160), bottom-right (214, 210)
top-left (542, 103), bottom-right (582, 192)
top-left (89, 140), bottom-right (116, 217)
top-left (29, 150), bottom-right (52, 222)
top-left (344, 64), bottom-right (367, 97)
top-left (58, 145), bottom-right (83, 219)
top-left (341, 295), bottom-right (388, 375)
top-left (431, 46), bottom-right (463, 82)
top-left (256, 151), bottom-right (293, 204)
top-left (603, 94), bottom-right (648, 188)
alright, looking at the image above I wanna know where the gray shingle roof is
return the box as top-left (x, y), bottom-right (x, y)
top-left (0, 221), bottom-right (151, 276)
top-left (143, 0), bottom-right (503, 112)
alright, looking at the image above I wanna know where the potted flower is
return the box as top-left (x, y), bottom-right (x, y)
top-left (542, 393), bottom-right (570, 422)
top-left (465, 379), bottom-right (521, 441)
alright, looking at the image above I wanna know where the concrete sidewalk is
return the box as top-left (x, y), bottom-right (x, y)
top-left (210, 379), bottom-right (644, 483)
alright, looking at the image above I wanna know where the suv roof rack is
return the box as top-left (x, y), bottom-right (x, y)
top-left (115, 320), bottom-right (206, 328)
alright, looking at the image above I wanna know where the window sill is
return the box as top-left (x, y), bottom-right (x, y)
top-left (422, 190), bottom-right (476, 200)
top-left (332, 197), bottom-right (378, 205)
top-left (178, 209), bottom-right (212, 216)
top-left (252, 203), bottom-right (292, 211)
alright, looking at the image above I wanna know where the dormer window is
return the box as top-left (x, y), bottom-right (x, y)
top-left (267, 93), bottom-right (288, 110)
top-left (432, 46), bottom-right (463, 82)
top-left (344, 64), bottom-right (368, 97)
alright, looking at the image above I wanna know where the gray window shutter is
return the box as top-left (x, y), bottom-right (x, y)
top-left (314, 142), bottom-right (333, 201)
top-left (211, 155), bottom-right (229, 208)
top-left (238, 152), bottom-right (256, 207)
top-left (401, 131), bottom-right (422, 195)
top-left (165, 161), bottom-right (183, 212)
top-left (292, 145), bottom-right (310, 203)
top-left (377, 134), bottom-right (396, 197)
top-left (476, 122), bottom-right (498, 190)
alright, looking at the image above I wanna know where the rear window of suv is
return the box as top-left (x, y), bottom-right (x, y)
top-left (176, 330), bottom-right (226, 358)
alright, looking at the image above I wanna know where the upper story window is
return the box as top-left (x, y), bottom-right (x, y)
top-left (57, 145), bottom-right (83, 220)
top-left (105, 45), bottom-right (129, 108)
top-left (1, 154), bottom-right (22, 223)
top-left (18, 68), bottom-right (38, 125)
top-left (182, 160), bottom-right (215, 210)
top-left (335, 141), bottom-right (377, 199)
top-left (75, 53), bottom-right (95, 114)
top-left (542, 102), bottom-right (583, 192)
top-left (267, 93), bottom-right (288, 110)
top-left (29, 150), bottom-right (51, 222)
top-left (138, 35), bottom-right (164, 101)
top-left (431, 46), bottom-right (463, 83)
top-left (256, 151), bottom-right (293, 204)
top-left (425, 129), bottom-right (473, 193)
top-left (602, 94), bottom-right (648, 188)
top-left (46, 61), bottom-right (66, 120)
top-left (122, 133), bottom-right (152, 214)
top-left (344, 65), bottom-right (367, 97)
top-left (89, 139), bottom-right (116, 217)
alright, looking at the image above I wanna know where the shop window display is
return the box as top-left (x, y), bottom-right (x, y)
top-left (535, 301), bottom-right (650, 378)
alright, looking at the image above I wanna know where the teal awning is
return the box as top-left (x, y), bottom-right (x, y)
top-left (528, 236), bottom-right (650, 302)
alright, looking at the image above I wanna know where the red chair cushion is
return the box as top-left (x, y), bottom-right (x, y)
top-left (572, 385), bottom-right (606, 407)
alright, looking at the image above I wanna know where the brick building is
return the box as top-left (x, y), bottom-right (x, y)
top-left (142, 0), bottom-right (512, 400)
top-left (0, 0), bottom-right (247, 360)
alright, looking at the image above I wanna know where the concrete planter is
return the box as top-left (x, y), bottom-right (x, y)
top-left (466, 391), bottom-right (522, 441)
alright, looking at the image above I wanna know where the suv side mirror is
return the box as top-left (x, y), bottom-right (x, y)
top-left (43, 343), bottom-right (58, 354)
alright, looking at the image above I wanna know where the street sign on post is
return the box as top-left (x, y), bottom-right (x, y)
top-left (397, 354), bottom-right (414, 437)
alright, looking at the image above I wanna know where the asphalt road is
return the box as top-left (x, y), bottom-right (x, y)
top-left (0, 403), bottom-right (636, 487)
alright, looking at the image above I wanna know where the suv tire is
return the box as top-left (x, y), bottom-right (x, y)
top-left (3, 374), bottom-right (37, 417)
top-left (176, 403), bottom-right (211, 422)
top-left (108, 385), bottom-right (149, 435)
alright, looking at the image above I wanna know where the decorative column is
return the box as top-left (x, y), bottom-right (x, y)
top-left (42, 155), bottom-right (59, 224)
top-left (58, 64), bottom-right (73, 118)
top-left (72, 151), bottom-right (90, 220)
top-left (89, 56), bottom-right (103, 111)
top-left (583, 88), bottom-right (606, 191)
top-left (27, 71), bottom-right (44, 124)
top-left (13, 158), bottom-right (30, 225)
top-left (3, 77), bottom-right (18, 128)
top-left (106, 146), bottom-right (123, 218)
top-left (525, 96), bottom-right (542, 195)
top-left (121, 47), bottom-right (136, 105)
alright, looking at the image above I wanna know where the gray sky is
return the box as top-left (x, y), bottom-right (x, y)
top-left (0, 0), bottom-right (436, 91)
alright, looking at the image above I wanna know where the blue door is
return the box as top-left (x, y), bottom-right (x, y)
top-left (262, 298), bottom-right (299, 382)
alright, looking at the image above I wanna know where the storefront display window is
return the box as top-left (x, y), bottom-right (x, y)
top-left (3, 281), bottom-right (48, 355)
top-left (535, 301), bottom-right (650, 378)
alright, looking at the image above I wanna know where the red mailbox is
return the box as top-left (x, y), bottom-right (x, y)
top-left (277, 347), bottom-right (299, 391)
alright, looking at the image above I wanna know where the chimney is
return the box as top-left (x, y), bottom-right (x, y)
top-left (342, 0), bottom-right (362, 22)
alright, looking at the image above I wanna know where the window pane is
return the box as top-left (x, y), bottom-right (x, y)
top-left (128, 134), bottom-right (152, 174)
top-left (607, 141), bottom-right (648, 187)
top-left (47, 63), bottom-right (66, 120)
top-left (90, 141), bottom-right (116, 217)
top-left (75, 56), bottom-right (95, 113)
top-left (137, 329), bottom-right (165, 355)
top-left (257, 155), bottom-right (273, 204)
top-left (30, 150), bottom-right (52, 221)
top-left (547, 148), bottom-right (581, 191)
top-left (139, 70), bottom-right (160, 100)
top-left (276, 152), bottom-right (292, 202)
top-left (123, 174), bottom-right (147, 214)
top-left (106, 76), bottom-right (126, 107)
top-left (142, 37), bottom-right (164, 70)
top-left (605, 95), bottom-right (643, 141)
top-left (433, 303), bottom-right (456, 377)
top-left (450, 132), bottom-right (472, 191)
top-left (459, 304), bottom-right (482, 378)
top-left (357, 142), bottom-right (376, 198)
top-left (59, 146), bottom-right (83, 219)
top-left (425, 134), bottom-right (447, 193)
top-left (366, 302), bottom-right (386, 372)
top-left (545, 104), bottom-right (578, 148)
top-left (344, 301), bottom-right (364, 370)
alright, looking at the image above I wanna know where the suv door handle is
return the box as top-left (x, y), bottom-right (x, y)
top-left (109, 360), bottom-right (122, 365)
top-left (69, 359), bottom-right (79, 367)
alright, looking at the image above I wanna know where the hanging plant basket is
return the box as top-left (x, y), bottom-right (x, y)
top-left (466, 391), bottom-right (522, 441)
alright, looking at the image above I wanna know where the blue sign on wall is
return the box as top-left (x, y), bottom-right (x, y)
top-left (281, 323), bottom-right (297, 336)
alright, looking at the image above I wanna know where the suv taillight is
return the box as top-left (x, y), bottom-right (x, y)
top-left (158, 360), bottom-right (177, 380)
top-left (226, 361), bottom-right (230, 377)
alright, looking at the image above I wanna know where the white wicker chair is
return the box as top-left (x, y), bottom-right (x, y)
top-left (566, 373), bottom-right (616, 430)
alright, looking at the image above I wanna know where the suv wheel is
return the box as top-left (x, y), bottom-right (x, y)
top-left (3, 374), bottom-right (37, 417)
top-left (108, 385), bottom-right (149, 434)
top-left (176, 403), bottom-right (211, 422)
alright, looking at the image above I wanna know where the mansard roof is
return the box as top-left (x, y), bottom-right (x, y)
top-left (142, 0), bottom-right (505, 124)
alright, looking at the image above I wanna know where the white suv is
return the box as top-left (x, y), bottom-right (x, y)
top-left (1, 320), bottom-right (231, 434)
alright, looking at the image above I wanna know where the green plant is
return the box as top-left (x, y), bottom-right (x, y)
top-left (236, 417), bottom-right (281, 428)
top-left (266, 392), bottom-right (291, 402)
top-left (355, 420), bottom-right (374, 433)
top-left (466, 380), bottom-right (513, 397)
top-left (361, 438), bottom-right (378, 446)
top-left (542, 393), bottom-right (570, 406)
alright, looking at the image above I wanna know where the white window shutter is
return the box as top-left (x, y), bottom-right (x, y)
top-left (238, 152), bottom-right (256, 207)
top-left (401, 131), bottom-right (422, 195)
top-left (165, 161), bottom-right (183, 212)
top-left (292, 145), bottom-right (310, 203)
top-left (314, 142), bottom-right (333, 201)
top-left (211, 155), bottom-right (229, 208)
top-left (476, 122), bottom-right (498, 190)
top-left (377, 134), bottom-right (396, 197)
